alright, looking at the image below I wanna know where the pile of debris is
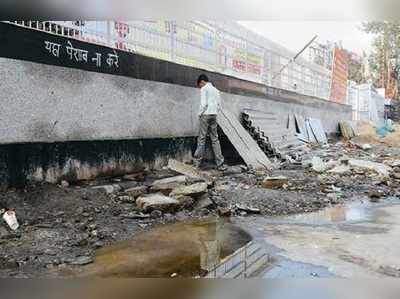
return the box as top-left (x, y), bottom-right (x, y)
top-left (210, 139), bottom-right (400, 216)
top-left (2, 134), bottom-right (400, 278)
top-left (92, 159), bottom-right (218, 220)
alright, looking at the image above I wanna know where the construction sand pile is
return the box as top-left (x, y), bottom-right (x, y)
top-left (352, 121), bottom-right (400, 146)
top-left (353, 121), bottom-right (381, 143)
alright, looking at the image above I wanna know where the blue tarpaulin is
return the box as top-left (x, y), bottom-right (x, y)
top-left (377, 121), bottom-right (395, 138)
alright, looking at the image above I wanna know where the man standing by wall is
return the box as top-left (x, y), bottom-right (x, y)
top-left (194, 74), bottom-right (226, 170)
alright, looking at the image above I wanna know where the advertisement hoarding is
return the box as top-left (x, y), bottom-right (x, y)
top-left (329, 47), bottom-right (349, 104)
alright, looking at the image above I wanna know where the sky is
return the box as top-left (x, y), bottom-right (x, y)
top-left (239, 21), bottom-right (374, 56)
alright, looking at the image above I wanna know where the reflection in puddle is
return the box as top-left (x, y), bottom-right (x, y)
top-left (287, 204), bottom-right (370, 224)
top-left (60, 217), bottom-right (252, 278)
top-left (275, 199), bottom-right (400, 225)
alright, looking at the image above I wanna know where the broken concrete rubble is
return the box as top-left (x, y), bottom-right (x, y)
top-left (254, 170), bottom-right (266, 177)
top-left (0, 226), bottom-right (9, 239)
top-left (150, 210), bottom-right (163, 219)
top-left (167, 159), bottom-right (204, 181)
top-left (217, 207), bottom-right (232, 217)
top-left (262, 176), bottom-right (289, 189)
top-left (391, 160), bottom-right (400, 167)
top-left (235, 204), bottom-right (261, 214)
top-left (311, 157), bottom-right (327, 173)
top-left (326, 193), bottom-right (340, 204)
top-left (325, 160), bottom-right (339, 169)
top-left (117, 195), bottom-right (135, 203)
top-left (194, 195), bottom-right (214, 210)
top-left (150, 176), bottom-right (187, 194)
top-left (120, 212), bottom-right (150, 219)
top-left (215, 185), bottom-right (228, 194)
top-left (325, 185), bottom-right (342, 193)
top-left (368, 190), bottom-right (384, 203)
top-left (328, 164), bottom-right (351, 175)
top-left (124, 186), bottom-right (148, 198)
top-left (61, 180), bottom-right (69, 188)
top-left (170, 183), bottom-right (208, 197)
top-left (92, 184), bottom-right (121, 194)
top-left (118, 181), bottom-right (141, 191)
top-left (223, 165), bottom-right (244, 176)
top-left (68, 256), bottom-right (93, 266)
top-left (136, 194), bottom-right (181, 213)
top-left (349, 159), bottom-right (392, 178)
top-left (123, 172), bottom-right (146, 182)
top-left (174, 196), bottom-right (195, 209)
top-left (392, 173), bottom-right (400, 180)
top-left (360, 144), bottom-right (372, 151)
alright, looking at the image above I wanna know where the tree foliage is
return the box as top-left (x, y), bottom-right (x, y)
top-left (362, 22), bottom-right (400, 97)
top-left (347, 54), bottom-right (364, 84)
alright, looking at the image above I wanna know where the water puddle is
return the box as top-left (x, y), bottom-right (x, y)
top-left (263, 259), bottom-right (334, 278)
top-left (262, 198), bottom-right (400, 226)
top-left (235, 198), bottom-right (400, 279)
top-left (285, 203), bottom-right (371, 225)
top-left (60, 217), bottom-right (252, 278)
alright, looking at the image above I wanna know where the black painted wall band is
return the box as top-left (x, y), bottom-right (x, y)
top-left (0, 138), bottom-right (194, 188)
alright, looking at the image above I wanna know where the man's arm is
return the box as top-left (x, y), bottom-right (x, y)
top-left (199, 87), bottom-right (208, 116)
top-left (216, 90), bottom-right (222, 112)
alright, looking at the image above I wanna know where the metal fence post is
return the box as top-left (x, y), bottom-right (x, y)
top-left (170, 21), bottom-right (175, 62)
top-left (106, 21), bottom-right (112, 48)
top-left (244, 244), bottom-right (248, 278)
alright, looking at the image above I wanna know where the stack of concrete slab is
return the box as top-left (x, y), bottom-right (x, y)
top-left (294, 115), bottom-right (328, 144)
top-left (242, 109), bottom-right (306, 160)
top-left (217, 108), bottom-right (272, 169)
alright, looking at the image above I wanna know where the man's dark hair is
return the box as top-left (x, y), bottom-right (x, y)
top-left (197, 74), bottom-right (209, 86)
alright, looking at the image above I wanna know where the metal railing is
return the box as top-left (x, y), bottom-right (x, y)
top-left (3, 20), bottom-right (332, 100)
top-left (205, 241), bottom-right (270, 278)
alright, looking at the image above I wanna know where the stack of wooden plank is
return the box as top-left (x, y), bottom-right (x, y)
top-left (242, 109), bottom-right (306, 160)
top-left (339, 121), bottom-right (356, 139)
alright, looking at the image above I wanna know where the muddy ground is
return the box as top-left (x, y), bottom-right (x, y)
top-left (1, 139), bottom-right (400, 278)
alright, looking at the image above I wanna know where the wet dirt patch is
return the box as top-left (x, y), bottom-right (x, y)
top-left (57, 218), bottom-right (252, 278)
